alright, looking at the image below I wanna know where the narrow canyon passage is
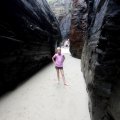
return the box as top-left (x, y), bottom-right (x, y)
top-left (0, 48), bottom-right (90, 120)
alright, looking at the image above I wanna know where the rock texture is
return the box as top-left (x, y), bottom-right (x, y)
top-left (47, 0), bottom-right (72, 21)
top-left (0, 0), bottom-right (61, 95)
top-left (81, 0), bottom-right (120, 120)
top-left (69, 0), bottom-right (87, 59)
top-left (47, 0), bottom-right (72, 40)
top-left (60, 13), bottom-right (71, 40)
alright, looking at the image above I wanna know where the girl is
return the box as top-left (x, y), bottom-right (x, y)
top-left (52, 47), bottom-right (67, 85)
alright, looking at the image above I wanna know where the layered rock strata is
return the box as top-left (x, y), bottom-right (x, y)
top-left (0, 0), bottom-right (61, 94)
top-left (82, 0), bottom-right (120, 120)
top-left (69, 0), bottom-right (87, 58)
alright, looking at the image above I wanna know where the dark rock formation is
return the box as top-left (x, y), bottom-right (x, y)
top-left (60, 13), bottom-right (71, 40)
top-left (0, 0), bottom-right (61, 95)
top-left (69, 0), bottom-right (87, 59)
top-left (81, 0), bottom-right (120, 120)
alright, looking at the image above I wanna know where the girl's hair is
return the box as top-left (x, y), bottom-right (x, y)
top-left (57, 47), bottom-right (61, 50)
top-left (55, 47), bottom-right (61, 53)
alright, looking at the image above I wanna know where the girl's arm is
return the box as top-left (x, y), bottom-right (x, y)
top-left (52, 55), bottom-right (56, 64)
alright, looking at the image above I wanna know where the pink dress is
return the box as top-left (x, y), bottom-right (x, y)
top-left (53, 53), bottom-right (64, 67)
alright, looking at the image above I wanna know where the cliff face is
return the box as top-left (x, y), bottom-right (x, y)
top-left (0, 0), bottom-right (61, 94)
top-left (81, 0), bottom-right (120, 120)
top-left (60, 13), bottom-right (71, 40)
top-left (69, 0), bottom-right (87, 59)
top-left (47, 0), bottom-right (72, 40)
top-left (47, 0), bottom-right (72, 21)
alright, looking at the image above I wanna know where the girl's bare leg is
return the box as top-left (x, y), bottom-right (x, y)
top-left (56, 68), bottom-right (60, 82)
top-left (60, 69), bottom-right (67, 85)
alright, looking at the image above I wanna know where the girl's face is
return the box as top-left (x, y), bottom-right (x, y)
top-left (57, 49), bottom-right (61, 54)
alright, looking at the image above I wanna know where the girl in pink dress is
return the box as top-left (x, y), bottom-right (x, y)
top-left (52, 47), bottom-right (67, 85)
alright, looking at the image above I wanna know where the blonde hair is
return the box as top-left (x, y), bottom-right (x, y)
top-left (57, 47), bottom-right (61, 50)
top-left (55, 47), bottom-right (61, 53)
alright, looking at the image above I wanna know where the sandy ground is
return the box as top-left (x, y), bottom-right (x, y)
top-left (0, 48), bottom-right (90, 120)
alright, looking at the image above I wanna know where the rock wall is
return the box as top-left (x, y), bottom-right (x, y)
top-left (69, 0), bottom-right (87, 59)
top-left (81, 0), bottom-right (120, 120)
top-left (0, 0), bottom-right (61, 95)
top-left (47, 0), bottom-right (72, 40)
top-left (47, 0), bottom-right (72, 21)
top-left (60, 13), bottom-right (71, 40)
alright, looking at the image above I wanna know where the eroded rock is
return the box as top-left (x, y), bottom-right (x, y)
top-left (0, 0), bottom-right (61, 94)
top-left (60, 13), bottom-right (71, 40)
top-left (47, 0), bottom-right (72, 40)
top-left (81, 0), bottom-right (120, 120)
top-left (69, 0), bottom-right (87, 59)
